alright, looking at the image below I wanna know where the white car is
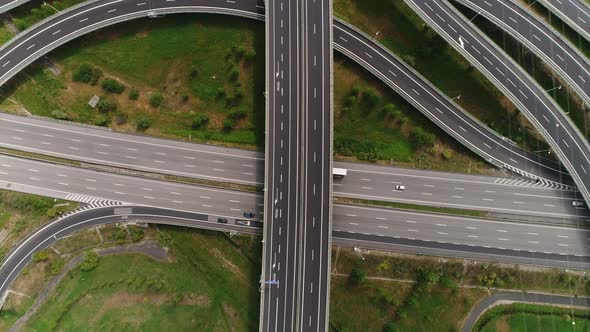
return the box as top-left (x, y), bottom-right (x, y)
top-left (572, 201), bottom-right (584, 207)
top-left (395, 185), bottom-right (405, 191)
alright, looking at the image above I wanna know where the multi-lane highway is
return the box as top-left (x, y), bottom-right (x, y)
top-left (3, 198), bottom-right (590, 311)
top-left (0, 113), bottom-right (586, 218)
top-left (0, 154), bottom-right (587, 263)
top-left (261, 0), bottom-right (300, 329)
top-left (536, 0), bottom-right (590, 42)
top-left (406, 0), bottom-right (590, 207)
top-left (456, 0), bottom-right (590, 108)
top-left (296, 0), bottom-right (332, 329)
top-left (0, 0), bottom-right (569, 183)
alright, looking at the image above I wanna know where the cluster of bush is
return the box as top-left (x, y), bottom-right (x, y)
top-left (72, 63), bottom-right (103, 85)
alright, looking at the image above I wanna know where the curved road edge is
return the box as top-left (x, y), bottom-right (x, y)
top-left (461, 291), bottom-right (590, 332)
top-left (536, 0), bottom-right (590, 43)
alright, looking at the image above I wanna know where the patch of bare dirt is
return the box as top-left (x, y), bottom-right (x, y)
top-left (495, 316), bottom-right (511, 332)
top-left (179, 292), bottom-right (210, 306)
top-left (209, 248), bottom-right (248, 283)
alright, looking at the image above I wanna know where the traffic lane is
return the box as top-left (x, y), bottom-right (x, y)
top-left (335, 170), bottom-right (588, 218)
top-left (332, 20), bottom-right (567, 181)
top-left (461, 0), bottom-right (590, 102)
top-left (0, 154), bottom-right (264, 220)
top-left (537, 0), bottom-right (590, 42)
top-left (0, 205), bottom-right (262, 301)
top-left (407, 0), bottom-right (590, 205)
top-left (334, 204), bottom-right (589, 256)
top-left (333, 232), bottom-right (590, 270)
top-left (300, 0), bottom-right (332, 328)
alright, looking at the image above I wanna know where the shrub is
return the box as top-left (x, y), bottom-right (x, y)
top-left (50, 109), bottom-right (69, 120)
top-left (115, 113), bottom-right (128, 125)
top-left (31, 250), bottom-right (49, 262)
top-left (128, 88), bottom-right (139, 100)
top-left (46, 204), bottom-right (70, 218)
top-left (351, 85), bottom-right (361, 96)
top-left (191, 114), bottom-right (210, 130)
top-left (442, 150), bottom-right (453, 160)
top-left (155, 231), bottom-right (174, 247)
top-left (189, 66), bottom-right (198, 79)
top-left (363, 88), bottom-right (380, 108)
top-left (50, 258), bottom-right (65, 275)
top-left (215, 87), bottom-right (226, 98)
top-left (229, 66), bottom-right (240, 82)
top-left (228, 109), bottom-right (247, 121)
top-left (130, 228), bottom-right (145, 243)
top-left (80, 251), bottom-right (100, 271)
top-left (149, 92), bottom-right (164, 107)
top-left (94, 115), bottom-right (110, 127)
top-left (411, 127), bottom-right (436, 148)
top-left (350, 267), bottom-right (366, 286)
top-left (101, 78), bottom-right (125, 94)
top-left (343, 95), bottom-right (356, 108)
top-left (111, 228), bottom-right (127, 244)
top-left (97, 99), bottom-right (118, 113)
top-left (223, 119), bottom-right (236, 131)
top-left (135, 116), bottom-right (153, 131)
top-left (72, 63), bottom-right (102, 85)
top-left (382, 104), bottom-right (399, 118)
top-left (181, 94), bottom-right (189, 103)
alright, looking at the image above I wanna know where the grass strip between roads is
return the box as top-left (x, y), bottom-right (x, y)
top-left (335, 196), bottom-right (488, 217)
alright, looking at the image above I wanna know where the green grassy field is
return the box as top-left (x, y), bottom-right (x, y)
top-left (334, 0), bottom-right (551, 153)
top-left (477, 304), bottom-right (590, 332)
top-left (482, 312), bottom-right (590, 332)
top-left (20, 227), bottom-right (262, 331)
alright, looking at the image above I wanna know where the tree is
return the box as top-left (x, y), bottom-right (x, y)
top-left (191, 114), bottom-right (210, 129)
top-left (411, 127), bottom-right (436, 148)
top-left (130, 228), bottom-right (145, 243)
top-left (223, 119), bottom-right (236, 131)
top-left (101, 78), bottom-right (125, 94)
top-left (135, 116), bottom-right (153, 131)
top-left (228, 109), bottom-right (247, 121)
top-left (350, 267), bottom-right (366, 286)
top-left (80, 251), bottom-right (100, 271)
top-left (72, 63), bottom-right (102, 85)
top-left (51, 258), bottom-right (65, 275)
top-left (149, 93), bottom-right (165, 107)
top-left (229, 66), bottom-right (240, 83)
top-left (363, 88), bottom-right (380, 108)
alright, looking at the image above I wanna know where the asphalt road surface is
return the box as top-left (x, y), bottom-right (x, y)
top-left (0, 113), bottom-right (587, 219)
top-left (537, 0), bottom-right (590, 43)
top-left (0, 0), bottom-right (569, 184)
top-left (406, 0), bottom-right (590, 208)
top-left (455, 0), bottom-right (590, 108)
top-left (260, 0), bottom-right (300, 329)
top-left (0, 154), bottom-right (588, 261)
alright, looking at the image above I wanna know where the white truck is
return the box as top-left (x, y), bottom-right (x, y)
top-left (333, 168), bottom-right (348, 178)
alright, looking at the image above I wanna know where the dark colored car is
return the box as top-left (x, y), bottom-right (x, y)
top-left (243, 212), bottom-right (256, 218)
top-left (217, 217), bottom-right (228, 224)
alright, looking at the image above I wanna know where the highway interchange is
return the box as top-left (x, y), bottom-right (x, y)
top-left (0, 0), bottom-right (588, 330)
top-left (407, 0), bottom-right (590, 206)
top-left (0, 0), bottom-right (570, 184)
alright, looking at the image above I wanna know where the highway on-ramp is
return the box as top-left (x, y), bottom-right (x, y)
top-left (455, 0), bottom-right (590, 109)
top-left (536, 0), bottom-right (590, 43)
top-left (0, 0), bottom-right (569, 184)
top-left (406, 0), bottom-right (590, 207)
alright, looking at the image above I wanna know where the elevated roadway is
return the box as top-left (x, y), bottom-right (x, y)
top-left (261, 0), bottom-right (300, 329)
top-left (405, 0), bottom-right (590, 207)
top-left (0, 0), bottom-right (568, 183)
top-left (536, 0), bottom-right (590, 43)
top-left (455, 0), bottom-right (590, 109)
